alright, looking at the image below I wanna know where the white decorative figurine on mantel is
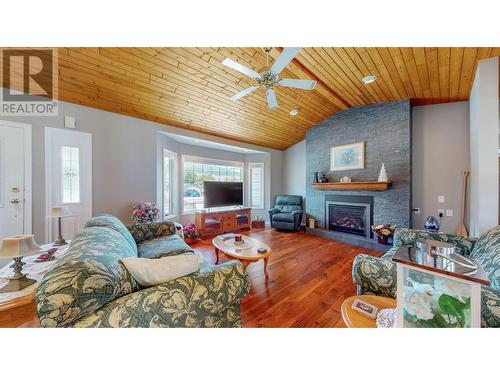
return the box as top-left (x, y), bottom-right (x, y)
top-left (378, 163), bottom-right (388, 182)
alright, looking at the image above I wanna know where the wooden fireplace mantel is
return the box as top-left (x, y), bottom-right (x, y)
top-left (311, 181), bottom-right (391, 191)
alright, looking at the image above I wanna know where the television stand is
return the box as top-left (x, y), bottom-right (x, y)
top-left (195, 207), bottom-right (252, 238)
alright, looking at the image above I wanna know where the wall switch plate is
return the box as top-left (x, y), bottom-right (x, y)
top-left (413, 208), bottom-right (421, 214)
top-left (438, 195), bottom-right (445, 203)
top-left (64, 116), bottom-right (76, 128)
top-left (438, 209), bottom-right (445, 217)
top-left (446, 209), bottom-right (453, 217)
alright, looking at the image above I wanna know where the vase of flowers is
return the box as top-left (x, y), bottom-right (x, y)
top-left (183, 224), bottom-right (201, 244)
top-left (371, 224), bottom-right (396, 244)
top-left (131, 202), bottom-right (159, 224)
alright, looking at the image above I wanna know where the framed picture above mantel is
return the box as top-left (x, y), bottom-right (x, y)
top-left (330, 141), bottom-right (365, 171)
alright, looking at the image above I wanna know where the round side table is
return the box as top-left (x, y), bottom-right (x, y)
top-left (341, 295), bottom-right (396, 328)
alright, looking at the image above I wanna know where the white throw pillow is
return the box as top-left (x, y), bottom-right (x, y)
top-left (121, 253), bottom-right (201, 288)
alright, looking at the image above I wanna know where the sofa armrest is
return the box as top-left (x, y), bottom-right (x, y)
top-left (481, 286), bottom-right (500, 328)
top-left (393, 228), bottom-right (477, 256)
top-left (268, 207), bottom-right (280, 222)
top-left (70, 260), bottom-right (250, 328)
top-left (127, 221), bottom-right (177, 244)
top-left (291, 210), bottom-right (303, 216)
top-left (352, 254), bottom-right (397, 298)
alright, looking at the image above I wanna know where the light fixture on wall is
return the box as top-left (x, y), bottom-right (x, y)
top-left (289, 108), bottom-right (299, 116)
top-left (362, 75), bottom-right (377, 84)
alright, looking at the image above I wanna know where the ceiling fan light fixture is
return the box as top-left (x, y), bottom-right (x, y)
top-left (290, 108), bottom-right (299, 116)
top-left (223, 48), bottom-right (315, 110)
top-left (362, 75), bottom-right (377, 84)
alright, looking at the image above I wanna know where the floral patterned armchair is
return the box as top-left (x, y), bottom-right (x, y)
top-left (352, 227), bottom-right (500, 327)
top-left (36, 215), bottom-right (250, 328)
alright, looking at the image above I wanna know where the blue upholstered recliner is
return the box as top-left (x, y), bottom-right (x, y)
top-left (269, 195), bottom-right (303, 231)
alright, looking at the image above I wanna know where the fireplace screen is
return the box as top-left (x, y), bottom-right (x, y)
top-left (328, 203), bottom-right (370, 237)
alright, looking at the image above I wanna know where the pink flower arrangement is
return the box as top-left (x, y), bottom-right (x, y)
top-left (183, 224), bottom-right (201, 244)
top-left (132, 202), bottom-right (159, 224)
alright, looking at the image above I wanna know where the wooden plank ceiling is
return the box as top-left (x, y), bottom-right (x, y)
top-left (4, 47), bottom-right (500, 150)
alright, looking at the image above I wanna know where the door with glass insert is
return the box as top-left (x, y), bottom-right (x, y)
top-left (45, 128), bottom-right (92, 243)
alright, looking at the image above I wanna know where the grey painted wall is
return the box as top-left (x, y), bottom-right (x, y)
top-left (3, 98), bottom-right (283, 243)
top-left (412, 101), bottom-right (470, 233)
top-left (305, 100), bottom-right (412, 229)
top-left (283, 140), bottom-right (306, 197)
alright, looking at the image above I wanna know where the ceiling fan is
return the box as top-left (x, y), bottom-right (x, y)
top-left (222, 47), bottom-right (317, 110)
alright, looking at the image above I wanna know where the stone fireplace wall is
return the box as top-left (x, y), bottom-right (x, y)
top-left (306, 100), bottom-right (412, 229)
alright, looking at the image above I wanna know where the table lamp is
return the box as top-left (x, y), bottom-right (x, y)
top-left (47, 206), bottom-right (73, 246)
top-left (0, 235), bottom-right (42, 293)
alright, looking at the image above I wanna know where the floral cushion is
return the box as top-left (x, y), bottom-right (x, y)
top-left (481, 286), bottom-right (500, 328)
top-left (84, 214), bottom-right (138, 253)
top-left (470, 226), bottom-right (500, 290)
top-left (70, 260), bottom-right (250, 328)
top-left (127, 221), bottom-right (177, 244)
top-left (138, 235), bottom-right (194, 259)
top-left (352, 254), bottom-right (397, 298)
top-left (36, 226), bottom-right (140, 327)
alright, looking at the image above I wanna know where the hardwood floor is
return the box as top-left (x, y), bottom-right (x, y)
top-left (0, 227), bottom-right (381, 328)
top-left (191, 227), bottom-right (381, 328)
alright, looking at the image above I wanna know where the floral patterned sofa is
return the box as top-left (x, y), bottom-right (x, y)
top-left (36, 214), bottom-right (250, 328)
top-left (352, 226), bottom-right (500, 327)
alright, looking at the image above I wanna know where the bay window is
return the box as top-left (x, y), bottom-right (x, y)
top-left (248, 162), bottom-right (264, 209)
top-left (163, 148), bottom-right (177, 218)
top-left (183, 156), bottom-right (243, 213)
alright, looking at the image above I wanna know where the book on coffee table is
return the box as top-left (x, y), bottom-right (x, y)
top-left (217, 233), bottom-right (235, 241)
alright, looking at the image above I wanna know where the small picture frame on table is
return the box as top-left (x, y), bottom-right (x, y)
top-left (352, 298), bottom-right (378, 319)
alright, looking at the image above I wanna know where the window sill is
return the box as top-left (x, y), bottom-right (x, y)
top-left (164, 214), bottom-right (178, 221)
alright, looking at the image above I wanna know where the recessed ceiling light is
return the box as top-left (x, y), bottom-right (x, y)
top-left (290, 108), bottom-right (299, 116)
top-left (362, 75), bottom-right (377, 84)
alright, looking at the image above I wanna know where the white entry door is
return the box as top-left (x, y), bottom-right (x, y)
top-left (0, 121), bottom-right (32, 238)
top-left (45, 128), bottom-right (92, 243)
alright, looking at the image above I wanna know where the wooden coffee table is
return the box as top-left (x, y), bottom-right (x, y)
top-left (212, 234), bottom-right (272, 278)
top-left (341, 295), bottom-right (397, 328)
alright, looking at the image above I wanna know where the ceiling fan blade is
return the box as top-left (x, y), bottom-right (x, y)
top-left (266, 88), bottom-right (278, 110)
top-left (270, 47), bottom-right (301, 75)
top-left (278, 78), bottom-right (317, 90)
top-left (222, 58), bottom-right (260, 79)
top-left (228, 85), bottom-right (258, 101)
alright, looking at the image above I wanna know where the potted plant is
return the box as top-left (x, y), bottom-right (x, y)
top-left (183, 224), bottom-right (201, 244)
top-left (371, 224), bottom-right (396, 244)
top-left (131, 202), bottom-right (159, 224)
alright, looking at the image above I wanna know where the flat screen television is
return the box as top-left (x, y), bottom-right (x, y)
top-left (204, 181), bottom-right (243, 208)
